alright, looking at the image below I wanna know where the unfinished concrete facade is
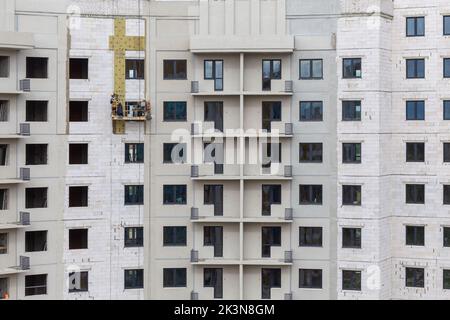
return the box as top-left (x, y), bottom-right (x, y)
top-left (1, 0), bottom-right (450, 300)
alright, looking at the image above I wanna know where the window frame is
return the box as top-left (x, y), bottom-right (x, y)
top-left (124, 185), bottom-right (144, 206)
top-left (405, 184), bottom-right (425, 204)
top-left (163, 101), bottom-right (187, 122)
top-left (124, 226), bottom-right (144, 248)
top-left (405, 225), bottom-right (425, 246)
top-left (406, 58), bottom-right (425, 79)
top-left (163, 59), bottom-right (187, 80)
top-left (163, 226), bottom-right (187, 247)
top-left (406, 16), bottom-right (425, 37)
top-left (299, 227), bottom-right (323, 247)
top-left (406, 100), bottom-right (425, 120)
top-left (299, 184), bottom-right (323, 205)
top-left (163, 185), bottom-right (187, 205)
top-left (299, 101), bottom-right (323, 122)
top-left (163, 268), bottom-right (187, 288)
top-left (342, 58), bottom-right (362, 79)
top-left (204, 59), bottom-right (224, 91)
top-left (299, 59), bottom-right (323, 80)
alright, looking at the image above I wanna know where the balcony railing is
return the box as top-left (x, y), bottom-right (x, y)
top-left (191, 165), bottom-right (199, 178)
top-left (190, 291), bottom-right (199, 300)
top-left (284, 165), bottom-right (292, 178)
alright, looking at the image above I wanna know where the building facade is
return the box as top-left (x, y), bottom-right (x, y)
top-left (1, 0), bottom-right (450, 300)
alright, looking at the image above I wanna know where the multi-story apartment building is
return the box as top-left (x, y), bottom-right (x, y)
top-left (1, 0), bottom-right (450, 300)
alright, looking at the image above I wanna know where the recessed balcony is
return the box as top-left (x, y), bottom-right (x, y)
top-left (0, 123), bottom-right (30, 139)
top-left (0, 212), bottom-right (30, 230)
top-left (0, 256), bottom-right (30, 276)
top-left (0, 168), bottom-right (30, 185)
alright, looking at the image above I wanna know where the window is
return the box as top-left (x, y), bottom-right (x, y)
top-left (406, 142), bottom-right (425, 162)
top-left (69, 101), bottom-right (88, 122)
top-left (299, 59), bottom-right (323, 79)
top-left (342, 228), bottom-right (361, 248)
top-left (342, 270), bottom-right (361, 291)
top-left (0, 56), bottom-right (9, 78)
top-left (124, 185), bottom-right (144, 205)
top-left (125, 143), bottom-right (144, 163)
top-left (26, 57), bottom-right (48, 78)
top-left (163, 226), bottom-right (186, 246)
top-left (262, 101), bottom-right (281, 132)
top-left (342, 185), bottom-right (361, 206)
top-left (163, 268), bottom-right (186, 287)
top-left (444, 101), bottom-right (450, 120)
top-left (299, 269), bottom-right (322, 289)
top-left (163, 102), bottom-right (187, 121)
top-left (406, 59), bottom-right (425, 79)
top-left (342, 58), bottom-right (361, 78)
top-left (0, 145), bottom-right (7, 166)
top-left (124, 269), bottom-right (144, 289)
top-left (204, 268), bottom-right (223, 299)
top-left (300, 101), bottom-right (323, 121)
top-left (444, 227), bottom-right (450, 247)
top-left (25, 187), bottom-right (47, 209)
top-left (299, 227), bottom-right (322, 247)
top-left (444, 270), bottom-right (450, 290)
top-left (26, 101), bottom-right (48, 122)
top-left (25, 231), bottom-right (47, 252)
top-left (69, 186), bottom-right (88, 207)
top-left (163, 185), bottom-right (186, 205)
top-left (26, 144), bottom-right (47, 165)
top-left (0, 189), bottom-right (7, 210)
top-left (299, 143), bottom-right (323, 163)
top-left (406, 17), bottom-right (425, 37)
top-left (0, 233), bottom-right (7, 254)
top-left (445, 143), bottom-right (450, 162)
top-left (406, 226), bottom-right (424, 246)
top-left (25, 274), bottom-right (47, 296)
top-left (205, 101), bottom-right (224, 132)
top-left (69, 143), bottom-right (88, 165)
top-left (406, 101), bottom-right (425, 120)
top-left (445, 16), bottom-right (450, 35)
top-left (261, 268), bottom-right (281, 299)
top-left (262, 59), bottom-right (281, 90)
top-left (163, 143), bottom-right (186, 164)
top-left (204, 60), bottom-right (223, 91)
top-left (69, 58), bottom-right (88, 79)
top-left (163, 60), bottom-right (187, 80)
top-left (343, 143), bottom-right (361, 163)
top-left (445, 59), bottom-right (450, 78)
top-left (261, 227), bottom-right (281, 257)
top-left (444, 186), bottom-right (450, 205)
top-left (204, 185), bottom-right (223, 216)
top-left (68, 271), bottom-right (88, 293)
top-left (262, 185), bottom-right (281, 216)
top-left (299, 185), bottom-right (322, 205)
top-left (0, 100), bottom-right (8, 121)
top-left (342, 101), bottom-right (361, 121)
top-left (69, 229), bottom-right (88, 250)
top-left (406, 184), bottom-right (425, 204)
top-left (124, 227), bottom-right (143, 247)
top-left (405, 267), bottom-right (424, 288)
top-left (204, 226), bottom-right (223, 257)
top-left (0, 278), bottom-right (7, 299)
top-left (125, 59), bottom-right (144, 80)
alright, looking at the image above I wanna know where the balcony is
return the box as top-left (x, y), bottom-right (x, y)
top-left (0, 168), bottom-right (30, 185)
top-left (0, 256), bottom-right (30, 276)
top-left (243, 165), bottom-right (292, 180)
top-left (0, 31), bottom-right (34, 50)
top-left (189, 35), bottom-right (294, 53)
top-left (0, 212), bottom-right (30, 230)
top-left (191, 164), bottom-right (240, 180)
top-left (0, 123), bottom-right (30, 139)
top-left (191, 81), bottom-right (240, 96)
top-left (0, 79), bottom-right (31, 95)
